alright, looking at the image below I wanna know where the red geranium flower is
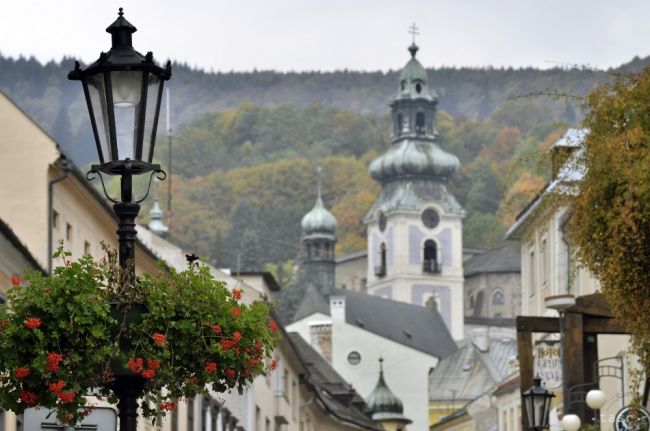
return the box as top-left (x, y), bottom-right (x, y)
top-left (15, 367), bottom-right (30, 379)
top-left (147, 359), bottom-right (160, 370)
top-left (220, 339), bottom-right (234, 351)
top-left (226, 368), bottom-right (236, 378)
top-left (268, 320), bottom-right (278, 332)
top-left (231, 289), bottom-right (242, 300)
top-left (160, 401), bottom-right (176, 411)
top-left (11, 275), bottom-right (21, 286)
top-left (141, 369), bottom-right (156, 379)
top-left (23, 317), bottom-right (41, 329)
top-left (46, 352), bottom-right (63, 372)
top-left (127, 357), bottom-right (144, 374)
top-left (205, 362), bottom-right (218, 374)
top-left (19, 391), bottom-right (38, 405)
top-left (57, 391), bottom-right (76, 404)
top-left (49, 380), bottom-right (65, 393)
top-left (233, 331), bottom-right (242, 344)
top-left (152, 332), bottom-right (167, 346)
top-left (270, 359), bottom-right (278, 370)
top-left (231, 307), bottom-right (241, 317)
top-left (212, 325), bottom-right (222, 334)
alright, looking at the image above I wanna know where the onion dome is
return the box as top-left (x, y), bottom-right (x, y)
top-left (396, 44), bottom-right (437, 102)
top-left (368, 140), bottom-right (460, 183)
top-left (148, 200), bottom-right (168, 236)
top-left (301, 189), bottom-right (337, 239)
top-left (366, 358), bottom-right (412, 424)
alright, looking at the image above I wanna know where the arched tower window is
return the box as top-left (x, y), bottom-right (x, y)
top-left (375, 243), bottom-right (387, 276)
top-left (415, 82), bottom-right (422, 94)
top-left (423, 240), bottom-right (440, 273)
top-left (400, 80), bottom-right (406, 91)
top-left (415, 112), bottom-right (426, 135)
top-left (493, 290), bottom-right (505, 305)
top-left (396, 113), bottom-right (403, 136)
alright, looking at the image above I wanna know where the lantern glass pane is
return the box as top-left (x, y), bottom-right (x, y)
top-left (86, 74), bottom-right (111, 163)
top-left (142, 74), bottom-right (163, 163)
top-left (533, 396), bottom-right (545, 428)
top-left (111, 71), bottom-right (143, 108)
top-left (524, 395), bottom-right (533, 428)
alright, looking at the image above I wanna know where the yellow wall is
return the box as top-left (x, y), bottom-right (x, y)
top-left (429, 401), bottom-right (467, 427)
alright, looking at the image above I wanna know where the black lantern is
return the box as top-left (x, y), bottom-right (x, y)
top-left (69, 7), bottom-right (171, 178)
top-left (523, 377), bottom-right (555, 431)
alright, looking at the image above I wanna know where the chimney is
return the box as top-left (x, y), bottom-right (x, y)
top-left (471, 327), bottom-right (490, 352)
top-left (330, 295), bottom-right (346, 322)
top-left (309, 322), bottom-right (332, 363)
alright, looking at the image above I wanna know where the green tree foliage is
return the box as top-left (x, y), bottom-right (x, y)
top-left (552, 69), bottom-right (650, 385)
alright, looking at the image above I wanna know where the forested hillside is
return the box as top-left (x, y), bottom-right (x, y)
top-left (1, 52), bottom-right (645, 279)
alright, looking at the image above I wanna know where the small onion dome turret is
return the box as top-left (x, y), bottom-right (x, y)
top-left (301, 191), bottom-right (336, 240)
top-left (396, 44), bottom-right (437, 102)
top-left (368, 140), bottom-right (460, 183)
top-left (366, 358), bottom-right (412, 424)
top-left (148, 200), bottom-right (168, 236)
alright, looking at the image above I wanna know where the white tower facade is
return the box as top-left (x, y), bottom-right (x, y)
top-left (364, 43), bottom-right (465, 339)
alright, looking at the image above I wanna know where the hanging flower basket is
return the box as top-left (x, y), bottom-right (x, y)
top-left (0, 248), bottom-right (280, 425)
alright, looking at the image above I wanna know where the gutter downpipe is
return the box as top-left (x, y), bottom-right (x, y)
top-left (48, 157), bottom-right (71, 274)
top-left (559, 210), bottom-right (572, 414)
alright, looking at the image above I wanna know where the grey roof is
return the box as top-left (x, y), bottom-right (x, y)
top-left (301, 192), bottom-right (337, 239)
top-left (287, 333), bottom-right (382, 431)
top-left (364, 177), bottom-right (464, 221)
top-left (0, 217), bottom-right (46, 275)
top-left (290, 287), bottom-right (457, 359)
top-left (463, 245), bottom-right (521, 278)
top-left (293, 284), bottom-right (330, 321)
top-left (428, 337), bottom-right (518, 402)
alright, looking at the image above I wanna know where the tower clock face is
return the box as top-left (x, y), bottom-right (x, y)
top-left (422, 208), bottom-right (440, 229)
top-left (378, 211), bottom-right (387, 232)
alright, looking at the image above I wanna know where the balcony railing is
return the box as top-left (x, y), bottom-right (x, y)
top-left (423, 260), bottom-right (441, 274)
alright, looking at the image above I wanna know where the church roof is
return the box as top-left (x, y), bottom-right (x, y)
top-left (286, 333), bottom-right (382, 430)
top-left (293, 284), bottom-right (330, 321)
top-left (301, 192), bottom-right (336, 239)
top-left (428, 337), bottom-right (517, 402)
top-left (290, 287), bottom-right (457, 359)
top-left (463, 245), bottom-right (521, 278)
top-left (368, 139), bottom-right (460, 183)
top-left (366, 358), bottom-right (411, 423)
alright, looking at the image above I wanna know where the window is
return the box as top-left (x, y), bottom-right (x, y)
top-left (52, 210), bottom-right (59, 229)
top-left (282, 368), bottom-right (289, 400)
top-left (84, 241), bottom-right (91, 255)
top-left (347, 351), bottom-right (361, 366)
top-left (396, 113), bottom-right (403, 135)
top-left (493, 291), bottom-right (505, 305)
top-left (400, 80), bottom-right (406, 91)
top-left (187, 398), bottom-right (194, 431)
top-left (375, 243), bottom-right (386, 276)
top-left (415, 112), bottom-right (426, 135)
top-left (423, 240), bottom-right (440, 273)
top-left (541, 237), bottom-right (550, 287)
top-left (425, 293), bottom-right (440, 311)
top-left (66, 223), bottom-right (72, 242)
top-left (415, 82), bottom-right (422, 93)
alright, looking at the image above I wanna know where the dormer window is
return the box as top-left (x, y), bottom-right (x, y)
top-left (415, 112), bottom-right (426, 135)
top-left (423, 240), bottom-right (440, 273)
top-left (415, 82), bottom-right (422, 94)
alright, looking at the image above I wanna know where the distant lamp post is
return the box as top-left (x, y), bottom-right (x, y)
top-left (586, 389), bottom-right (607, 429)
top-left (523, 377), bottom-right (555, 431)
top-left (68, 8), bottom-right (171, 431)
top-left (561, 413), bottom-right (582, 431)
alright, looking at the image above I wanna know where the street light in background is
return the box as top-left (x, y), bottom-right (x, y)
top-left (586, 389), bottom-right (607, 430)
top-left (523, 377), bottom-right (555, 431)
top-left (68, 8), bottom-right (172, 431)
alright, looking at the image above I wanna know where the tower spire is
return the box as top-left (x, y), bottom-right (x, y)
top-left (408, 22), bottom-right (419, 58)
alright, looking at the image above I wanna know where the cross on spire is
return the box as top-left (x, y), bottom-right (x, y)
top-left (315, 166), bottom-right (323, 199)
top-left (409, 22), bottom-right (419, 45)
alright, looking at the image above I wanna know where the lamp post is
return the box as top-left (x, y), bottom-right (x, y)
top-left (68, 8), bottom-right (171, 431)
top-left (523, 377), bottom-right (555, 431)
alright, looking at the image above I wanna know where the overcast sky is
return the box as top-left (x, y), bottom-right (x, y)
top-left (2, 0), bottom-right (649, 72)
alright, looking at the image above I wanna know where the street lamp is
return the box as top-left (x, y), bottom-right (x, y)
top-left (586, 389), bottom-right (607, 430)
top-left (523, 377), bottom-right (555, 431)
top-left (68, 8), bottom-right (171, 431)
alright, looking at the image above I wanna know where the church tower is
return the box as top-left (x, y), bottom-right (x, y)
top-left (365, 39), bottom-right (465, 339)
top-left (300, 180), bottom-right (337, 294)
